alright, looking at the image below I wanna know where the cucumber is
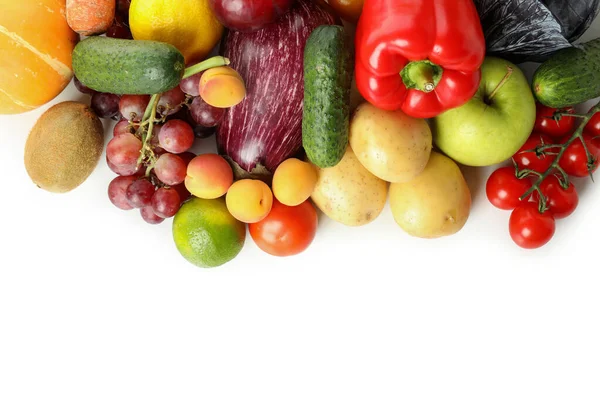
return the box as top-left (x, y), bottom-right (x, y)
top-left (302, 25), bottom-right (353, 168)
top-left (533, 38), bottom-right (600, 108)
top-left (72, 37), bottom-right (185, 95)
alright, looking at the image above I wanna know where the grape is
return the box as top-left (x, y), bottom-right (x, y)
top-left (106, 134), bottom-right (142, 170)
top-left (179, 73), bottom-right (202, 96)
top-left (193, 125), bottom-right (216, 139)
top-left (173, 183), bottom-right (191, 203)
top-left (157, 87), bottom-right (186, 117)
top-left (107, 23), bottom-right (133, 39)
top-left (74, 77), bottom-right (97, 96)
top-left (151, 187), bottom-right (181, 218)
top-left (149, 124), bottom-right (162, 147)
top-left (126, 178), bottom-right (156, 208)
top-left (116, 0), bottom-right (131, 18)
top-left (154, 153), bottom-right (186, 186)
top-left (108, 176), bottom-right (137, 210)
top-left (113, 120), bottom-right (135, 137)
top-left (119, 95), bottom-right (150, 122)
top-left (140, 206), bottom-right (165, 225)
top-left (189, 96), bottom-right (225, 127)
top-left (91, 92), bottom-right (121, 119)
top-left (158, 119), bottom-right (195, 154)
top-left (179, 151), bottom-right (197, 165)
top-left (107, 157), bottom-right (142, 177)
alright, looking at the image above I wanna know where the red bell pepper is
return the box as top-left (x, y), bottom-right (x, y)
top-left (355, 0), bottom-right (486, 119)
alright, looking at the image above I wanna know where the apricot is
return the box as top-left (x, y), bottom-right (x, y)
top-left (185, 154), bottom-right (234, 199)
top-left (226, 179), bottom-right (273, 223)
top-left (199, 66), bottom-right (246, 108)
top-left (272, 158), bottom-right (318, 206)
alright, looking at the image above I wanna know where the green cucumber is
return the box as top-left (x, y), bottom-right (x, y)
top-left (72, 37), bottom-right (185, 95)
top-left (533, 38), bottom-right (600, 108)
top-left (302, 25), bottom-right (353, 168)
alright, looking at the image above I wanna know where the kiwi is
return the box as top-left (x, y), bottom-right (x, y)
top-left (24, 101), bottom-right (105, 193)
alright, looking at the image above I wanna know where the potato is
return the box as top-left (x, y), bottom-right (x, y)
top-left (311, 146), bottom-right (388, 227)
top-left (389, 152), bottom-right (471, 238)
top-left (349, 102), bottom-right (432, 183)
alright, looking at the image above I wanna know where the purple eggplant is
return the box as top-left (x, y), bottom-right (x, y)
top-left (217, 0), bottom-right (337, 176)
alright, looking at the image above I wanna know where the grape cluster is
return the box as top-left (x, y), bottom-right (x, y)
top-left (72, 1), bottom-right (228, 224)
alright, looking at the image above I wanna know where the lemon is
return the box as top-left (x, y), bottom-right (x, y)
top-left (173, 197), bottom-right (246, 268)
top-left (129, 0), bottom-right (223, 64)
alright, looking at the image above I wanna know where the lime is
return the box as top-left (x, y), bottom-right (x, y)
top-left (173, 197), bottom-right (246, 268)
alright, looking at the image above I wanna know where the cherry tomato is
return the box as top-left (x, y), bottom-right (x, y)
top-left (583, 131), bottom-right (600, 159)
top-left (512, 132), bottom-right (556, 173)
top-left (249, 199), bottom-right (318, 257)
top-left (486, 167), bottom-right (532, 210)
top-left (558, 135), bottom-right (599, 178)
top-left (532, 175), bottom-right (579, 219)
top-left (509, 202), bottom-right (556, 249)
top-left (534, 103), bottom-right (575, 138)
top-left (326, 0), bottom-right (364, 23)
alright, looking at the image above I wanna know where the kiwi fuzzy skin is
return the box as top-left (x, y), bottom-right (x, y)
top-left (24, 101), bottom-right (105, 193)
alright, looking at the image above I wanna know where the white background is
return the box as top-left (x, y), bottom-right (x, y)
top-left (2, 15), bottom-right (600, 400)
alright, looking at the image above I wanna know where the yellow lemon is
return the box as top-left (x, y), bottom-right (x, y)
top-left (129, 0), bottom-right (223, 64)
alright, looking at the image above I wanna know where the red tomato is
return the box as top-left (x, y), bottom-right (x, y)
top-left (558, 135), bottom-right (599, 177)
top-left (532, 175), bottom-right (579, 219)
top-left (583, 131), bottom-right (600, 158)
top-left (249, 199), bottom-right (318, 257)
top-left (584, 106), bottom-right (600, 137)
top-left (486, 167), bottom-right (532, 210)
top-left (509, 202), bottom-right (556, 249)
top-left (534, 103), bottom-right (575, 138)
top-left (512, 133), bottom-right (556, 173)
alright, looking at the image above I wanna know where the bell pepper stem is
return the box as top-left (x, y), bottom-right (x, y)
top-left (183, 56), bottom-right (231, 79)
top-left (400, 60), bottom-right (443, 93)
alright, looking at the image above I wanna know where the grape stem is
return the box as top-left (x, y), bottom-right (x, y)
top-left (137, 94), bottom-right (160, 173)
top-left (519, 100), bottom-right (600, 208)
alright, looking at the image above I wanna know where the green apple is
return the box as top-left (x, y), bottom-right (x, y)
top-left (432, 57), bottom-right (536, 167)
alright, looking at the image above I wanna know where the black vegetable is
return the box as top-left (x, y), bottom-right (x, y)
top-left (474, 0), bottom-right (600, 64)
top-left (542, 0), bottom-right (600, 42)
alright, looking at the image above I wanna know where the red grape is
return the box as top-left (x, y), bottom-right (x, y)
top-left (140, 206), bottom-right (164, 225)
top-left (113, 120), bottom-right (135, 137)
top-left (179, 73), bottom-right (202, 96)
top-left (106, 134), bottom-right (142, 170)
top-left (179, 152), bottom-right (197, 165)
top-left (154, 153), bottom-right (186, 185)
top-left (116, 0), bottom-right (131, 17)
top-left (193, 125), bottom-right (216, 139)
top-left (74, 76), bottom-right (97, 95)
top-left (158, 119), bottom-right (195, 153)
top-left (189, 96), bottom-right (225, 127)
top-left (107, 23), bottom-right (133, 39)
top-left (119, 95), bottom-right (150, 122)
top-left (126, 178), bottom-right (156, 208)
top-left (108, 176), bottom-right (137, 210)
top-left (91, 92), bottom-right (121, 119)
top-left (107, 157), bottom-right (143, 177)
top-left (151, 187), bottom-right (181, 218)
top-left (173, 183), bottom-right (191, 203)
top-left (157, 86), bottom-right (186, 117)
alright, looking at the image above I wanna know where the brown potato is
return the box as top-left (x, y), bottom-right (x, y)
top-left (389, 152), bottom-right (471, 238)
top-left (349, 102), bottom-right (432, 183)
top-left (311, 146), bottom-right (388, 227)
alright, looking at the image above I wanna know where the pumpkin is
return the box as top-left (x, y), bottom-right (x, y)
top-left (0, 0), bottom-right (79, 114)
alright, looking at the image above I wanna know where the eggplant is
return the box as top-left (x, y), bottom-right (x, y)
top-left (217, 0), bottom-right (337, 176)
